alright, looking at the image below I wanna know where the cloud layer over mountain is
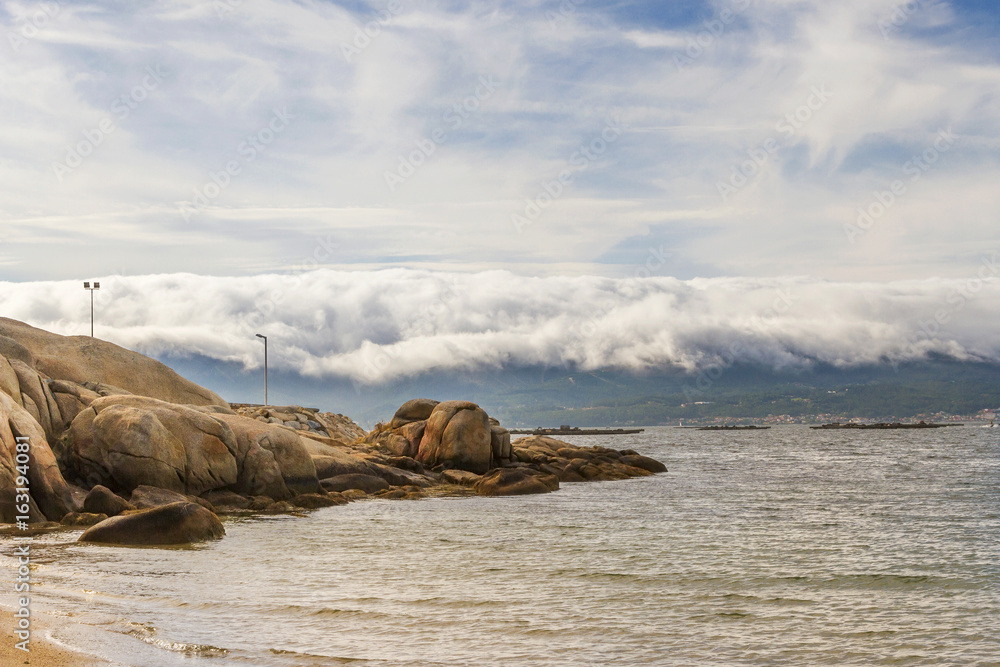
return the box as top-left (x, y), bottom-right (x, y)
top-left (2, 268), bottom-right (998, 385)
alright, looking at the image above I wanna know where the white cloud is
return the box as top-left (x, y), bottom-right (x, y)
top-left (2, 268), bottom-right (998, 385)
top-left (0, 0), bottom-right (998, 283)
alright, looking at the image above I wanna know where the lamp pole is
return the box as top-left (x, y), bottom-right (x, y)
top-left (83, 281), bottom-right (101, 337)
top-left (255, 334), bottom-right (268, 405)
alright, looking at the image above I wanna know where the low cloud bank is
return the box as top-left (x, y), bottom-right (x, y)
top-left (2, 267), bottom-right (998, 384)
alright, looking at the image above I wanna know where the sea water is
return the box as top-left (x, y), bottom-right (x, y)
top-left (3, 425), bottom-right (999, 665)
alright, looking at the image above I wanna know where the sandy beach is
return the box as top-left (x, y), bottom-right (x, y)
top-left (2, 610), bottom-right (108, 666)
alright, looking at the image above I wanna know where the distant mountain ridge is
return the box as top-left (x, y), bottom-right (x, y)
top-left (155, 353), bottom-right (1000, 428)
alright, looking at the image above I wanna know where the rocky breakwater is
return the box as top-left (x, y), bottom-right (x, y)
top-left (1, 318), bottom-right (667, 546)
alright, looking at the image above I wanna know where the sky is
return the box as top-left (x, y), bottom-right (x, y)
top-left (1, 0), bottom-right (999, 387)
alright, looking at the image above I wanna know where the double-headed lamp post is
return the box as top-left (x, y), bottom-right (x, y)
top-left (255, 334), bottom-right (268, 405)
top-left (83, 281), bottom-right (100, 337)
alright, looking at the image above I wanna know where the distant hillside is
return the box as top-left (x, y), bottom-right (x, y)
top-left (155, 353), bottom-right (1000, 428)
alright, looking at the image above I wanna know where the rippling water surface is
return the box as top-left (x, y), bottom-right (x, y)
top-left (5, 425), bottom-right (1000, 665)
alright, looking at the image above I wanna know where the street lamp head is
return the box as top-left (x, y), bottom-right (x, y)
top-left (83, 281), bottom-right (90, 288)
top-left (256, 334), bottom-right (266, 340)
top-left (94, 282), bottom-right (100, 289)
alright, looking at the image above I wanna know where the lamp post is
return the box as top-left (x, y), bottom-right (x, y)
top-left (83, 281), bottom-right (100, 337)
top-left (255, 334), bottom-right (268, 405)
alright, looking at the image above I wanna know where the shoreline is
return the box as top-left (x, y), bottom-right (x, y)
top-left (1, 608), bottom-right (113, 666)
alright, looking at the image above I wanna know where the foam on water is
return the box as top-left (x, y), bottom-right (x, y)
top-left (3, 425), bottom-right (999, 665)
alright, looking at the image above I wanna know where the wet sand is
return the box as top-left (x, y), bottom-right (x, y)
top-left (1, 610), bottom-right (108, 666)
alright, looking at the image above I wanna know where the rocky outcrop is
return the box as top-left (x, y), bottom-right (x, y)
top-left (368, 399), bottom-right (500, 473)
top-left (474, 468), bottom-right (559, 496)
top-left (212, 413), bottom-right (320, 497)
top-left (511, 436), bottom-right (665, 482)
top-left (417, 401), bottom-right (494, 473)
top-left (319, 473), bottom-right (390, 494)
top-left (389, 398), bottom-right (439, 429)
top-left (232, 405), bottom-right (365, 444)
top-left (0, 391), bottom-right (75, 521)
top-left (78, 501), bottom-right (225, 545)
top-left (0, 316), bottom-right (668, 532)
top-left (66, 395), bottom-right (239, 496)
top-left (0, 318), bottom-right (228, 407)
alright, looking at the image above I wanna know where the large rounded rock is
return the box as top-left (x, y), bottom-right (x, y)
top-left (0, 354), bottom-right (22, 407)
top-left (212, 413), bottom-right (320, 497)
top-left (0, 390), bottom-right (75, 521)
top-left (389, 398), bottom-right (439, 429)
top-left (474, 468), bottom-right (559, 496)
top-left (0, 318), bottom-right (228, 407)
top-left (78, 502), bottom-right (225, 545)
top-left (416, 401), bottom-right (493, 473)
top-left (9, 358), bottom-right (61, 440)
top-left (67, 396), bottom-right (238, 496)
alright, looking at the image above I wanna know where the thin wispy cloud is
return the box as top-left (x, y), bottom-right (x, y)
top-left (0, 0), bottom-right (997, 283)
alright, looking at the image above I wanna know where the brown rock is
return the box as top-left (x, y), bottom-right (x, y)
top-left (291, 493), bottom-right (348, 509)
top-left (263, 500), bottom-right (298, 514)
top-left (200, 489), bottom-right (252, 510)
top-left (621, 454), bottom-right (668, 473)
top-left (440, 469), bottom-right (482, 486)
top-left (367, 431), bottom-right (414, 458)
top-left (67, 395), bottom-right (239, 496)
top-left (78, 502), bottom-right (225, 545)
top-left (0, 318), bottom-right (228, 407)
top-left (399, 420), bottom-right (426, 457)
top-left (491, 426), bottom-right (512, 462)
top-left (0, 390), bottom-right (75, 522)
top-left (212, 413), bottom-right (320, 497)
top-left (83, 484), bottom-right (135, 517)
top-left (319, 474), bottom-right (390, 494)
top-left (417, 401), bottom-right (492, 473)
top-left (389, 398), bottom-right (440, 429)
top-left (474, 468), bottom-right (559, 496)
top-left (0, 335), bottom-right (34, 367)
top-left (311, 450), bottom-right (380, 480)
top-left (0, 354), bottom-right (23, 407)
top-left (61, 511), bottom-right (108, 526)
top-left (130, 485), bottom-right (200, 509)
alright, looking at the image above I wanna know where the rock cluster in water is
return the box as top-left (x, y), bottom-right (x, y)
top-left (0, 317), bottom-right (666, 546)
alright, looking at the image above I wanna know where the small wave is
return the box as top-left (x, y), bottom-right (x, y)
top-left (118, 621), bottom-right (229, 657)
